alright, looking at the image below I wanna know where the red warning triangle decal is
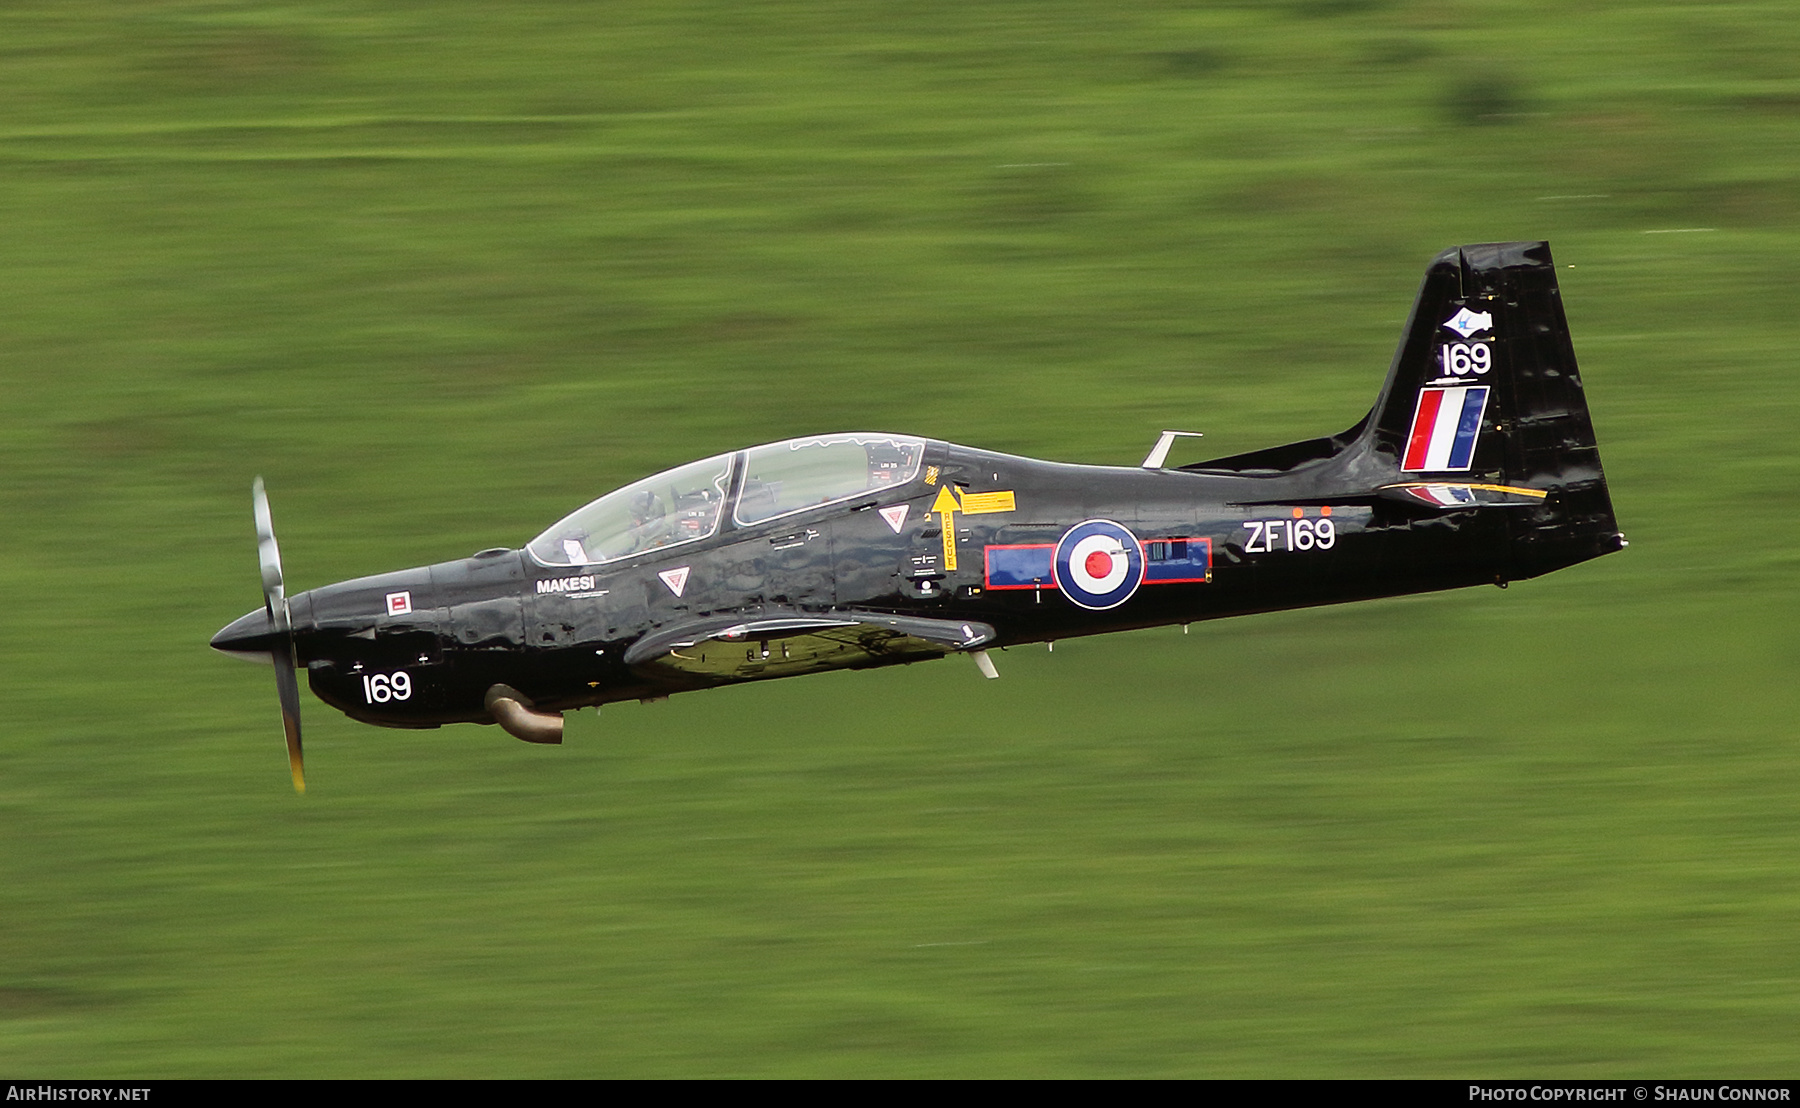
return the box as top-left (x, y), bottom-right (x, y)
top-left (878, 504), bottom-right (909, 533)
top-left (658, 566), bottom-right (690, 597)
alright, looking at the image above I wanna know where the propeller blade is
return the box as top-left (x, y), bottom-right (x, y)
top-left (252, 477), bottom-right (305, 794)
top-left (253, 476), bottom-right (284, 603)
top-left (273, 636), bottom-right (306, 794)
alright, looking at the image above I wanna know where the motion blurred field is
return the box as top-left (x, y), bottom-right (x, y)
top-left (3, 0), bottom-right (1797, 1078)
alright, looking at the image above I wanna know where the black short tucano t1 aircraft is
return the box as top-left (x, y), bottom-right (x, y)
top-left (213, 242), bottom-right (1624, 792)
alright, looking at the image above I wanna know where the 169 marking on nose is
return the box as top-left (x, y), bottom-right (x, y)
top-left (362, 671), bottom-right (412, 703)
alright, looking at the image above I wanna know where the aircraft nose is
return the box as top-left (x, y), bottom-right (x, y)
top-left (211, 607), bottom-right (276, 662)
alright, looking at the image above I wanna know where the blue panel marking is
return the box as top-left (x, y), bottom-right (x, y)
top-left (1144, 537), bottom-right (1212, 584)
top-left (985, 545), bottom-right (1055, 589)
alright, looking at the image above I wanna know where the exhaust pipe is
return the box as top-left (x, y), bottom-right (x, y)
top-left (484, 684), bottom-right (564, 745)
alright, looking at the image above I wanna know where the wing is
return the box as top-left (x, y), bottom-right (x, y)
top-left (622, 611), bottom-right (997, 682)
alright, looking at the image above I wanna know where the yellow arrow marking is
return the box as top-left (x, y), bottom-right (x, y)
top-left (931, 484), bottom-right (961, 570)
top-left (929, 487), bottom-right (1016, 572)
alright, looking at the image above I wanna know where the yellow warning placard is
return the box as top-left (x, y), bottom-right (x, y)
top-left (959, 490), bottom-right (1016, 515)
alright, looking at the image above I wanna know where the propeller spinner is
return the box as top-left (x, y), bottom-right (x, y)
top-left (252, 477), bottom-right (306, 793)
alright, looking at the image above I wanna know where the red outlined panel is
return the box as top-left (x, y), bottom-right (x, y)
top-left (1143, 536), bottom-right (1212, 584)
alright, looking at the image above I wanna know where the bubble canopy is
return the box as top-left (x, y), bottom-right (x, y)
top-left (735, 434), bottom-right (925, 525)
top-left (526, 434), bottom-right (926, 568)
top-left (527, 453), bottom-right (733, 568)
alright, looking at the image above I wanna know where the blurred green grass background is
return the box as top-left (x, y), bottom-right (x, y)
top-left (2, 0), bottom-right (1798, 1077)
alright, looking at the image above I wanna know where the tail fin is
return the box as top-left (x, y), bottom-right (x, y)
top-left (1359, 241), bottom-right (1623, 576)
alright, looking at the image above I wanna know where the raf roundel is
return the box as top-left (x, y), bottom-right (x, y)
top-left (1053, 519), bottom-right (1146, 610)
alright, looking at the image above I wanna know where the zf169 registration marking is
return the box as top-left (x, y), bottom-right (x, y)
top-left (1243, 516), bottom-right (1335, 553)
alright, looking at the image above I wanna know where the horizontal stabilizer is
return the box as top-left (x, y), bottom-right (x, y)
top-left (1231, 481), bottom-right (1548, 513)
top-left (625, 610), bottom-right (996, 682)
top-left (1377, 482), bottom-right (1548, 511)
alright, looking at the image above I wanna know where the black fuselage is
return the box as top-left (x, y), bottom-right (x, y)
top-left (211, 438), bottom-right (1588, 730)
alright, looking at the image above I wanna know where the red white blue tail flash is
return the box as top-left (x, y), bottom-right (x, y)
top-left (1402, 386), bottom-right (1489, 472)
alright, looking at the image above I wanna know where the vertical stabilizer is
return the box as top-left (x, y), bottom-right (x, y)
top-left (1360, 241), bottom-right (1623, 576)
